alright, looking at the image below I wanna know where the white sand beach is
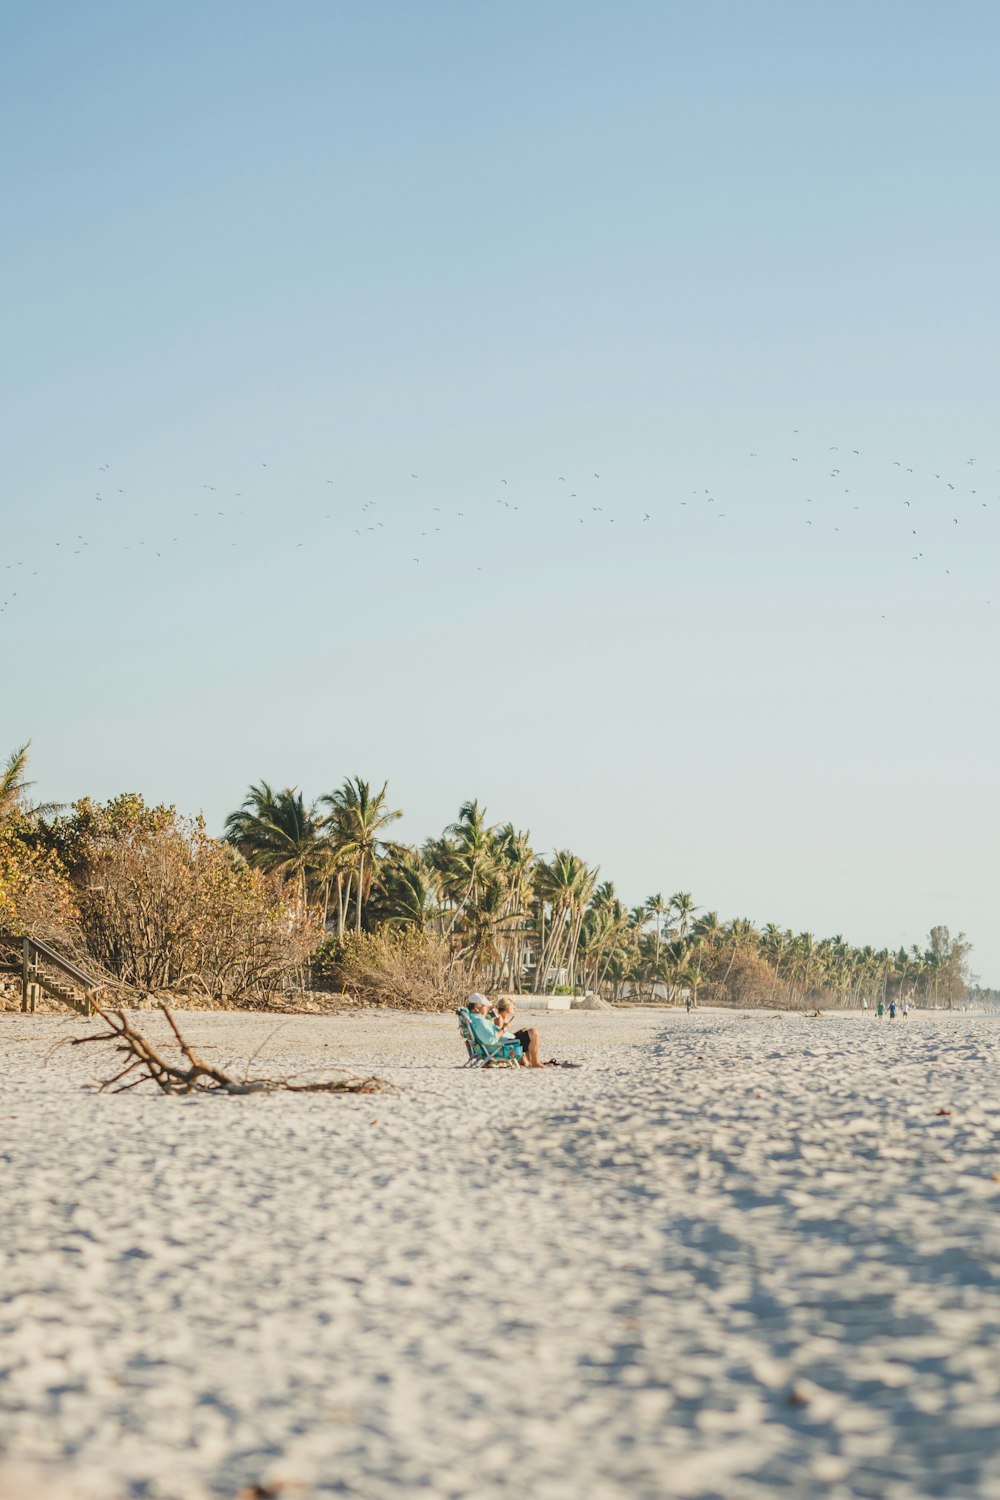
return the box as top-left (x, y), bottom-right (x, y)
top-left (2, 1007), bottom-right (1000, 1500)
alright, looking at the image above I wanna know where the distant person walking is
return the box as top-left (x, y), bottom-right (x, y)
top-left (902, 998), bottom-right (910, 1019)
top-left (685, 995), bottom-right (693, 1014)
top-left (888, 999), bottom-right (897, 1021)
top-left (862, 997), bottom-right (869, 1014)
top-left (876, 1000), bottom-right (884, 1019)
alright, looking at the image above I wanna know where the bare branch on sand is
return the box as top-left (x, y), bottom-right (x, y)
top-left (70, 1005), bottom-right (386, 1095)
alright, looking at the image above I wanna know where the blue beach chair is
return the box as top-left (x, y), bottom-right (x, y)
top-left (456, 1007), bottom-right (523, 1068)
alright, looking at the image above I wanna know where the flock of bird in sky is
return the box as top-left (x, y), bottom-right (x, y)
top-left (2, 434), bottom-right (994, 618)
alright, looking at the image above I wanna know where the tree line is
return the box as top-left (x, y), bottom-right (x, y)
top-left (220, 776), bottom-right (974, 1008)
top-left (0, 745), bottom-right (975, 1006)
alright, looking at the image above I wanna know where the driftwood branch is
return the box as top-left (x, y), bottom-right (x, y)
top-left (71, 1005), bottom-right (386, 1095)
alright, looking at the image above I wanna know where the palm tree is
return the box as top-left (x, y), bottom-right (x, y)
top-left (322, 777), bottom-right (402, 933)
top-left (660, 936), bottom-right (695, 1003)
top-left (591, 880), bottom-right (617, 912)
top-left (690, 910), bottom-right (722, 1004)
top-left (533, 851), bottom-right (597, 993)
top-left (0, 744), bottom-right (31, 824)
top-left (0, 742), bottom-right (61, 826)
top-left (311, 838), bottom-right (357, 935)
top-left (459, 872), bottom-right (525, 980)
top-left (491, 822), bottom-right (535, 990)
top-left (579, 883), bottom-right (635, 999)
top-left (645, 893), bottom-right (669, 993)
top-left (759, 923), bottom-right (793, 981)
top-left (787, 931), bottom-right (821, 1000)
top-left (693, 910), bottom-right (723, 946)
top-left (441, 800), bottom-right (494, 927)
top-left (224, 782), bottom-right (326, 909)
top-left (669, 892), bottom-right (698, 939)
top-left (372, 846), bottom-right (439, 932)
top-left (720, 917), bottom-right (759, 989)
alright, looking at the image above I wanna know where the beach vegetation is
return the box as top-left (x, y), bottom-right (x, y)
top-left (0, 745), bottom-right (79, 954)
top-left (0, 824), bottom-right (77, 945)
top-left (333, 928), bottom-right (478, 1011)
top-left (2, 742), bottom-right (978, 1010)
top-left (321, 777), bottom-right (403, 935)
top-left (42, 794), bottom-right (317, 1002)
top-left (218, 778), bottom-right (976, 1009)
top-left (223, 782), bottom-right (327, 910)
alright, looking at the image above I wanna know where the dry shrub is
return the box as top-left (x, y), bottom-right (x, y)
top-left (46, 795), bottom-right (318, 1002)
top-left (0, 825), bottom-right (83, 1008)
top-left (705, 951), bottom-right (784, 1009)
top-left (335, 929), bottom-right (478, 1011)
top-left (0, 824), bottom-right (78, 947)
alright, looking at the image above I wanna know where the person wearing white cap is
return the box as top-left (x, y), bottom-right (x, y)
top-left (465, 995), bottom-right (506, 1052)
top-left (466, 994), bottom-right (544, 1067)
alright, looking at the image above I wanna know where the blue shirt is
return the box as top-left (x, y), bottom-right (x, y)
top-left (468, 1011), bottom-right (502, 1046)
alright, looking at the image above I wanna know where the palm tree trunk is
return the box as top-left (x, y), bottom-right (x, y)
top-left (722, 939), bottom-right (741, 987)
top-left (337, 872), bottom-right (349, 938)
top-left (355, 851), bottom-right (366, 933)
top-left (539, 918), bottom-right (560, 992)
top-left (568, 908), bottom-right (586, 992)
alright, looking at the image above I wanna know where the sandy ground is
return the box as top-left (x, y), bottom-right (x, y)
top-left (2, 1007), bottom-right (1000, 1500)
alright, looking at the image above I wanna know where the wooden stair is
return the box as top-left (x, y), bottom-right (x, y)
top-left (0, 933), bottom-right (103, 1015)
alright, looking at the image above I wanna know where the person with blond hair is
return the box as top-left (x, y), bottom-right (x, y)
top-left (494, 998), bottom-right (544, 1068)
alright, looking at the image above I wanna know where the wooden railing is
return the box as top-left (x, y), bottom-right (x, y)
top-left (1, 933), bottom-right (104, 1015)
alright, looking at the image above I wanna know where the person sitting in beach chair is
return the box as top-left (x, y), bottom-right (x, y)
top-left (493, 998), bottom-right (544, 1068)
top-left (458, 996), bottom-right (523, 1067)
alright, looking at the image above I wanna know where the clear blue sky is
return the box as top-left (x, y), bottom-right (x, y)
top-left (2, 2), bottom-right (998, 980)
